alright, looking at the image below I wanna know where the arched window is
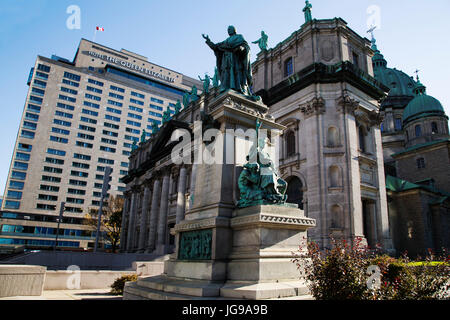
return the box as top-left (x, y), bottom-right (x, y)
top-left (329, 165), bottom-right (341, 187)
top-left (431, 122), bottom-right (438, 134)
top-left (330, 205), bottom-right (343, 228)
top-left (284, 57), bottom-right (293, 77)
top-left (286, 131), bottom-right (296, 157)
top-left (358, 126), bottom-right (366, 152)
top-left (415, 125), bottom-right (422, 137)
top-left (327, 127), bottom-right (339, 147)
top-left (286, 176), bottom-right (304, 210)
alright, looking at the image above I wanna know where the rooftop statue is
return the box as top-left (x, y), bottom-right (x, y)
top-left (190, 85), bottom-right (199, 102)
top-left (198, 73), bottom-right (211, 94)
top-left (252, 31), bottom-right (268, 52)
top-left (162, 108), bottom-right (172, 124)
top-left (150, 121), bottom-right (159, 136)
top-left (174, 100), bottom-right (182, 114)
top-left (140, 129), bottom-right (147, 143)
top-left (237, 119), bottom-right (287, 208)
top-left (182, 90), bottom-right (190, 108)
top-left (303, 1), bottom-right (313, 23)
top-left (202, 26), bottom-right (253, 96)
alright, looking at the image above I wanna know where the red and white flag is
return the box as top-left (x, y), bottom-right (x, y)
top-left (96, 26), bottom-right (104, 31)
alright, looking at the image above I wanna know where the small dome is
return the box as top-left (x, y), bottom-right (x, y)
top-left (402, 81), bottom-right (445, 124)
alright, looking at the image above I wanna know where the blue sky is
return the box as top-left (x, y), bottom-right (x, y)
top-left (0, 0), bottom-right (449, 194)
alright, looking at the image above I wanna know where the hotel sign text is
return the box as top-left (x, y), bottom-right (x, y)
top-left (85, 51), bottom-right (175, 83)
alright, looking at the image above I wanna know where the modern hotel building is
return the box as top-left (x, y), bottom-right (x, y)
top-left (0, 39), bottom-right (201, 250)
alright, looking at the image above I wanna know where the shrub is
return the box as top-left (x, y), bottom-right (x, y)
top-left (110, 274), bottom-right (138, 295)
top-left (293, 239), bottom-right (450, 300)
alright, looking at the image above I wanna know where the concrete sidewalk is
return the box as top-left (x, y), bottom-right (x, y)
top-left (0, 289), bottom-right (123, 300)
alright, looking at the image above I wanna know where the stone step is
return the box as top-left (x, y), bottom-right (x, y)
top-left (123, 281), bottom-right (228, 300)
top-left (136, 275), bottom-right (223, 297)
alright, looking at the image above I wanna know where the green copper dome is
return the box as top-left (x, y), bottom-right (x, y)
top-left (371, 38), bottom-right (416, 97)
top-left (402, 80), bottom-right (445, 124)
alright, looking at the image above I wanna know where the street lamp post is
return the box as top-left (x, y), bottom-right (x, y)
top-left (54, 202), bottom-right (65, 251)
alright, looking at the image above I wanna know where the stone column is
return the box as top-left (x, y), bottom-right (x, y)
top-left (155, 173), bottom-right (170, 253)
top-left (119, 196), bottom-right (129, 252)
top-left (146, 178), bottom-right (161, 253)
top-left (175, 166), bottom-right (188, 224)
top-left (126, 191), bottom-right (137, 252)
top-left (188, 164), bottom-right (197, 209)
top-left (137, 184), bottom-right (152, 252)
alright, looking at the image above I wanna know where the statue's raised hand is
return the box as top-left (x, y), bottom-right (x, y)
top-left (202, 34), bottom-right (210, 41)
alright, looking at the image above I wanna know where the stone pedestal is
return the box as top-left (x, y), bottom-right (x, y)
top-left (123, 90), bottom-right (316, 300)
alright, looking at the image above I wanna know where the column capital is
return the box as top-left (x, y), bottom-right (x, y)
top-left (336, 92), bottom-right (359, 115)
top-left (300, 96), bottom-right (325, 119)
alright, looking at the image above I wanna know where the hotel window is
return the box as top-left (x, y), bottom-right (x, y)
top-left (13, 161), bottom-right (28, 170)
top-left (27, 104), bottom-right (41, 113)
top-left (129, 106), bottom-right (143, 113)
top-left (130, 98), bottom-right (144, 106)
top-left (79, 124), bottom-right (96, 132)
top-left (55, 110), bottom-right (73, 118)
top-left (34, 79), bottom-right (47, 88)
top-left (51, 127), bottom-right (70, 135)
top-left (43, 166), bottom-right (63, 174)
top-left (42, 175), bottom-right (61, 183)
top-left (104, 122), bottom-right (120, 129)
top-left (71, 170), bottom-right (88, 178)
top-left (103, 130), bottom-right (118, 137)
top-left (72, 162), bottom-right (90, 169)
top-left (36, 204), bottom-right (56, 211)
top-left (60, 87), bottom-right (78, 95)
top-left (110, 85), bottom-right (125, 93)
top-left (123, 142), bottom-right (133, 149)
top-left (98, 158), bottom-right (114, 165)
top-left (53, 119), bottom-right (71, 127)
top-left (57, 102), bottom-right (75, 111)
top-left (83, 101), bottom-right (100, 109)
top-left (127, 120), bottom-right (141, 127)
top-left (47, 148), bottom-right (66, 156)
top-left (80, 116), bottom-right (97, 124)
top-left (101, 138), bottom-right (117, 145)
top-left (88, 79), bottom-right (104, 87)
top-left (86, 86), bottom-right (102, 94)
top-left (85, 93), bottom-right (101, 101)
top-left (25, 112), bottom-right (39, 121)
top-left (69, 179), bottom-right (87, 186)
top-left (62, 79), bottom-right (79, 87)
top-left (150, 104), bottom-right (163, 111)
top-left (66, 198), bottom-right (84, 204)
top-left (21, 130), bottom-right (35, 139)
top-left (35, 71), bottom-right (48, 80)
top-left (10, 181), bottom-right (25, 190)
top-left (45, 157), bottom-right (64, 165)
top-left (122, 150), bottom-right (131, 156)
top-left (106, 107), bottom-right (122, 115)
top-left (151, 97), bottom-right (164, 104)
top-left (5, 201), bottom-right (20, 209)
top-left (105, 114), bottom-right (121, 122)
top-left (108, 99), bottom-right (123, 107)
top-left (15, 152), bottom-right (31, 161)
top-left (284, 57), bottom-right (293, 77)
top-left (100, 146), bottom-right (116, 153)
top-left (11, 171), bottom-right (27, 180)
top-left (109, 92), bottom-right (124, 100)
top-left (68, 189), bottom-right (86, 195)
top-left (126, 127), bottom-right (140, 134)
top-left (59, 94), bottom-right (76, 103)
top-left (128, 112), bottom-right (142, 120)
top-left (18, 143), bottom-right (33, 152)
top-left (32, 87), bottom-right (45, 96)
top-left (63, 72), bottom-right (81, 82)
top-left (40, 185), bottom-right (60, 192)
top-left (7, 191), bottom-right (23, 200)
top-left (23, 121), bottom-right (37, 130)
top-left (73, 153), bottom-right (91, 161)
top-left (30, 96), bottom-right (43, 104)
top-left (124, 135), bottom-right (138, 142)
top-left (75, 141), bottom-right (93, 149)
top-left (37, 64), bottom-right (51, 73)
top-left (82, 109), bottom-right (98, 117)
top-left (131, 92), bottom-right (145, 99)
top-left (49, 136), bottom-right (68, 144)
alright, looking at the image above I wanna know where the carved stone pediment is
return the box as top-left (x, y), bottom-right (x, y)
top-left (299, 97), bottom-right (325, 118)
